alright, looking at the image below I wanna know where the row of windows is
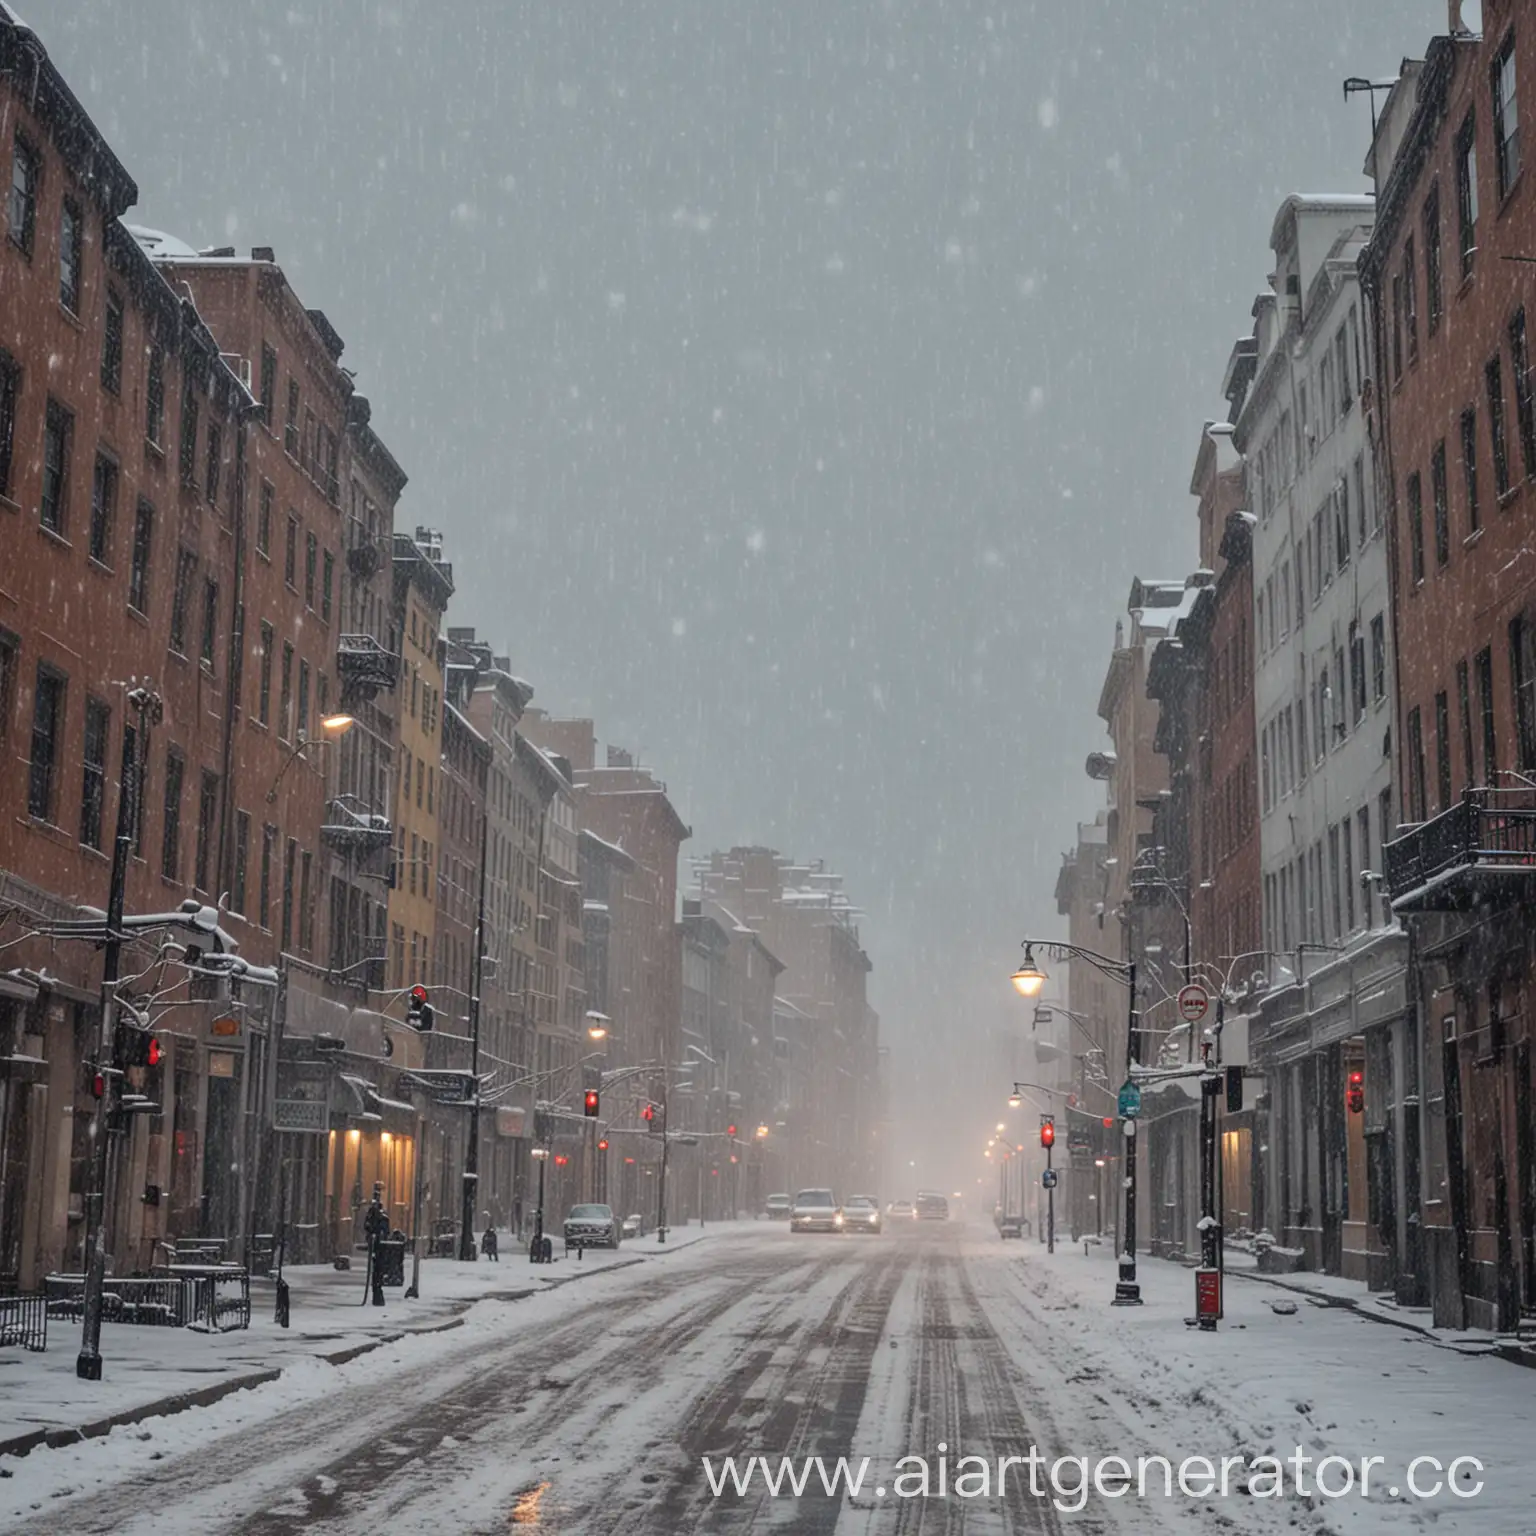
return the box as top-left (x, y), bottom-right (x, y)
top-left (228, 808), bottom-right (316, 952)
top-left (1264, 794), bottom-right (1391, 962)
top-left (1403, 623), bottom-right (1536, 823)
top-left (1256, 455), bottom-right (1375, 663)
top-left (253, 622), bottom-right (330, 745)
top-left (1401, 307), bottom-right (1536, 586)
top-left (9, 130), bottom-right (84, 316)
top-left (1260, 613), bottom-right (1388, 816)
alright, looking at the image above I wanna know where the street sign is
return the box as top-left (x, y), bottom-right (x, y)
top-left (1177, 983), bottom-right (1211, 1024)
top-left (1117, 1080), bottom-right (1142, 1120)
top-left (1041, 1168), bottom-right (1059, 1189)
top-left (1195, 1266), bottom-right (1221, 1325)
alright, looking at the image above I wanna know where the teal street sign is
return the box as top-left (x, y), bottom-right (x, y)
top-left (1117, 1080), bottom-right (1142, 1120)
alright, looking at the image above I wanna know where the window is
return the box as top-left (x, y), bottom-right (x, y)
top-left (305, 530), bottom-right (317, 608)
top-left (41, 397), bottom-right (72, 535)
top-left (1407, 470), bottom-right (1425, 584)
top-left (1334, 645), bottom-right (1347, 740)
top-left (259, 344), bottom-right (276, 428)
top-left (7, 133), bottom-right (38, 256)
top-left (1403, 237), bottom-right (1418, 366)
top-left (1493, 31), bottom-right (1521, 200)
top-left (1424, 183), bottom-right (1444, 330)
top-left (257, 621), bottom-right (274, 725)
top-left (28, 665), bottom-right (65, 822)
top-left (301, 408), bottom-right (315, 474)
top-left (89, 452), bottom-right (117, 565)
top-left (1391, 273), bottom-right (1404, 382)
top-left (279, 643), bottom-right (294, 743)
top-left (1477, 645), bottom-right (1498, 781)
top-left (194, 771), bottom-right (218, 892)
top-left (0, 348), bottom-right (17, 498)
top-left (232, 810), bottom-right (250, 914)
top-left (282, 838), bottom-right (297, 951)
top-left (205, 420), bottom-right (222, 505)
top-left (1461, 406), bottom-right (1481, 533)
top-left (1488, 354), bottom-right (1511, 496)
top-left (1513, 614), bottom-right (1536, 770)
top-left (200, 577), bottom-right (218, 666)
top-left (1510, 308), bottom-right (1536, 480)
top-left (1336, 326), bottom-right (1353, 412)
top-left (59, 198), bottom-right (82, 313)
top-left (284, 378), bottom-right (300, 458)
top-left (1432, 440), bottom-right (1450, 567)
top-left (259, 824), bottom-right (276, 929)
top-left (257, 481), bottom-right (273, 558)
top-left (1358, 807), bottom-right (1373, 920)
top-left (129, 499), bottom-right (153, 614)
top-left (179, 378), bottom-right (199, 486)
top-left (1336, 480), bottom-right (1350, 570)
top-left (1407, 706), bottom-right (1427, 823)
top-left (161, 748), bottom-right (184, 881)
top-left (322, 550), bottom-right (334, 624)
top-left (297, 659), bottom-right (310, 742)
top-left (145, 344), bottom-right (165, 447)
top-left (322, 429), bottom-right (339, 505)
top-left (1457, 658), bottom-right (1475, 791)
top-left (1350, 621), bottom-right (1367, 722)
top-left (100, 288), bottom-right (125, 396)
top-left (1457, 111), bottom-right (1479, 278)
top-left (169, 547), bottom-right (197, 654)
top-left (299, 850), bottom-right (314, 951)
top-left (1343, 818), bottom-right (1355, 932)
top-left (285, 514), bottom-right (298, 588)
top-left (1435, 690), bottom-right (1453, 811)
top-left (80, 698), bottom-right (109, 849)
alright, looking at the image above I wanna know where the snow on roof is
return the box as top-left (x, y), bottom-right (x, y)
top-left (126, 225), bottom-right (204, 260)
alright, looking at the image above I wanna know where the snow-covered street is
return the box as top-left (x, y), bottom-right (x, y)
top-left (1, 1222), bottom-right (1530, 1534)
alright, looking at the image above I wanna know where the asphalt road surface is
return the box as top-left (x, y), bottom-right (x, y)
top-left (5, 1224), bottom-right (1129, 1536)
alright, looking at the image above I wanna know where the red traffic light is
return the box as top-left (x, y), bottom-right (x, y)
top-left (554, 1154), bottom-right (568, 1167)
top-left (1346, 1069), bottom-right (1364, 1114)
top-left (1103, 1117), bottom-right (1115, 1128)
top-left (727, 1124), bottom-right (737, 1138)
top-left (641, 1103), bottom-right (655, 1122)
top-left (583, 1089), bottom-right (600, 1117)
top-left (1039, 1119), bottom-right (1055, 1149)
top-left (147, 1036), bottom-right (163, 1068)
top-left (91, 1072), bottom-right (105, 1099)
top-left (597, 1137), bottom-right (609, 1151)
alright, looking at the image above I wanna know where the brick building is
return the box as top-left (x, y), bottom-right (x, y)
top-left (1366, 6), bottom-right (1536, 1328)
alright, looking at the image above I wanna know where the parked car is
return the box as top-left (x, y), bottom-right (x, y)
top-left (915, 1191), bottom-right (950, 1221)
top-left (764, 1193), bottom-right (793, 1221)
top-left (887, 1199), bottom-right (917, 1221)
top-left (564, 1203), bottom-right (621, 1251)
top-left (621, 1212), bottom-right (644, 1239)
top-left (790, 1188), bottom-right (842, 1233)
top-left (996, 1211), bottom-right (1025, 1239)
top-left (842, 1195), bottom-right (882, 1233)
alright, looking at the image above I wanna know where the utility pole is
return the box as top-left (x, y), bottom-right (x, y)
top-left (78, 685), bottom-right (157, 1381)
top-left (459, 814), bottom-right (488, 1260)
top-left (1114, 959), bottom-right (1143, 1306)
top-left (656, 1074), bottom-right (670, 1243)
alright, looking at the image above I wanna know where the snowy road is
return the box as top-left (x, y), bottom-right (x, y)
top-left (2, 1224), bottom-right (1529, 1534)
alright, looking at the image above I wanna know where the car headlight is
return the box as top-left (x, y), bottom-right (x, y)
top-left (834, 1214), bottom-right (843, 1226)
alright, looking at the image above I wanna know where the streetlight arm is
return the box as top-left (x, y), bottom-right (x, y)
top-left (1022, 938), bottom-right (1134, 987)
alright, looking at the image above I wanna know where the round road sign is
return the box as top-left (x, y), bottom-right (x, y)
top-left (1177, 983), bottom-right (1211, 1024)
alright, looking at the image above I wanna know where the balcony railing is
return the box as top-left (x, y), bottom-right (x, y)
top-left (320, 795), bottom-right (392, 857)
top-left (1383, 788), bottom-right (1536, 913)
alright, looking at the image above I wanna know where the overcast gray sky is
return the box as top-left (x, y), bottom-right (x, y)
top-left (47, 0), bottom-right (1433, 1170)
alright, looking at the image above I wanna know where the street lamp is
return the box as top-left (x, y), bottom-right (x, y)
top-left (1007, 1092), bottom-right (1022, 1108)
top-left (1012, 937), bottom-right (1141, 1306)
top-left (1010, 943), bottom-right (1047, 998)
top-left (585, 1011), bottom-right (610, 1042)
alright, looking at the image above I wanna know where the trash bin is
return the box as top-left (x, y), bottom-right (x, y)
top-left (374, 1237), bottom-right (407, 1288)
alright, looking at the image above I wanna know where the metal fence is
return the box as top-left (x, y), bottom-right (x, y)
top-left (0, 1291), bottom-right (46, 1352)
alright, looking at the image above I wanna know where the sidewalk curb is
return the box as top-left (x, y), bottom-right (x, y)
top-left (0, 1226), bottom-right (724, 1462)
top-left (1226, 1267), bottom-right (1444, 1340)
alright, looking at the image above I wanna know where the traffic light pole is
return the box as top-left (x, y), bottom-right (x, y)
top-left (1046, 1135), bottom-right (1055, 1255)
top-left (1114, 959), bottom-right (1143, 1306)
top-left (459, 816), bottom-right (488, 1262)
top-left (657, 1078), bottom-right (670, 1243)
top-left (78, 688), bottom-right (153, 1381)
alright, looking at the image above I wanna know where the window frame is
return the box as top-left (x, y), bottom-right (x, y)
top-left (1492, 30), bottom-right (1521, 202)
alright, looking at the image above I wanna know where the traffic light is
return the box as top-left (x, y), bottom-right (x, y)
top-left (597, 1137), bottom-right (609, 1151)
top-left (406, 984), bottom-right (434, 1031)
top-left (1039, 1117), bottom-right (1055, 1150)
top-left (727, 1123), bottom-right (737, 1138)
top-left (115, 1026), bottom-right (162, 1069)
top-left (584, 1089), bottom-right (600, 1117)
top-left (643, 1102), bottom-right (659, 1131)
top-left (1226, 1064), bottom-right (1244, 1113)
top-left (1346, 1069), bottom-right (1364, 1115)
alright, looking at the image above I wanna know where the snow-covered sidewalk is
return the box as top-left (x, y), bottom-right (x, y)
top-left (0, 1219), bottom-right (749, 1457)
top-left (977, 1232), bottom-right (1536, 1532)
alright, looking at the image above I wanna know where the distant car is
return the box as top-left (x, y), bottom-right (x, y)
top-left (790, 1188), bottom-right (842, 1233)
top-left (842, 1195), bottom-right (882, 1233)
top-left (564, 1203), bottom-right (621, 1251)
top-left (915, 1192), bottom-right (950, 1222)
top-left (887, 1200), bottom-right (917, 1221)
top-left (996, 1211), bottom-right (1024, 1239)
top-left (764, 1193), bottom-right (793, 1221)
top-left (621, 1212), bottom-right (643, 1239)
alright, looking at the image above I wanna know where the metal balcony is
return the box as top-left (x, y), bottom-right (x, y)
top-left (336, 634), bottom-right (399, 705)
top-left (320, 795), bottom-right (393, 856)
top-left (1384, 788), bottom-right (1536, 914)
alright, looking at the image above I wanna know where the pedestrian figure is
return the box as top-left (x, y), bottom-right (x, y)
top-left (481, 1217), bottom-right (499, 1262)
top-left (364, 1183), bottom-right (389, 1306)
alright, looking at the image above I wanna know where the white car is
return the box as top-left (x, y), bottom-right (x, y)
top-left (842, 1195), bottom-right (882, 1233)
top-left (790, 1188), bottom-right (842, 1233)
top-left (621, 1212), bottom-right (643, 1239)
top-left (564, 1203), bottom-right (621, 1251)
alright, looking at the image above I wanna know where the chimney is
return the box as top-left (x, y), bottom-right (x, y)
top-left (1448, 0), bottom-right (1470, 37)
top-left (607, 745), bottom-right (634, 769)
top-left (251, 246), bottom-right (275, 262)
